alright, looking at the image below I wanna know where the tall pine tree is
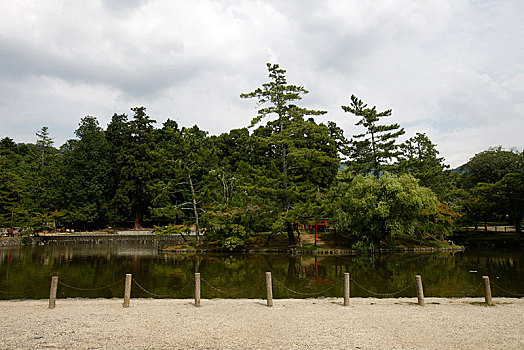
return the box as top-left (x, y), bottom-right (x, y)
top-left (241, 63), bottom-right (339, 245)
top-left (342, 95), bottom-right (405, 177)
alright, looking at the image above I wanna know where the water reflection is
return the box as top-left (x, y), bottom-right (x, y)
top-left (0, 244), bottom-right (522, 299)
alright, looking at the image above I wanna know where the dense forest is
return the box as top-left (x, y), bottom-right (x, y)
top-left (1, 64), bottom-right (523, 250)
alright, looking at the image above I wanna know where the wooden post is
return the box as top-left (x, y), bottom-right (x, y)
top-left (266, 272), bottom-right (273, 307)
top-left (195, 273), bottom-right (201, 307)
top-left (123, 274), bottom-right (132, 308)
top-left (314, 224), bottom-right (318, 247)
top-left (415, 275), bottom-right (425, 306)
top-left (48, 276), bottom-right (58, 309)
top-left (343, 273), bottom-right (350, 306)
top-left (483, 276), bottom-right (494, 306)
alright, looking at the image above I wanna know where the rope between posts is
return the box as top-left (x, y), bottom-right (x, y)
top-left (438, 282), bottom-right (484, 298)
top-left (201, 278), bottom-right (264, 296)
top-left (272, 275), bottom-right (344, 297)
top-left (350, 278), bottom-right (415, 297)
top-left (462, 282), bottom-right (484, 297)
top-left (58, 277), bottom-right (126, 291)
top-left (490, 281), bottom-right (524, 297)
top-left (132, 279), bottom-right (190, 298)
top-left (0, 288), bottom-right (38, 294)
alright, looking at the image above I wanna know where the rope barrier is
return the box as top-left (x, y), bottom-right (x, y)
top-left (438, 282), bottom-right (484, 298)
top-left (58, 277), bottom-right (126, 291)
top-left (350, 278), bottom-right (415, 297)
top-left (201, 278), bottom-right (264, 296)
top-left (272, 275), bottom-right (344, 297)
top-left (0, 288), bottom-right (38, 295)
top-left (460, 282), bottom-right (484, 298)
top-left (132, 279), bottom-right (191, 298)
top-left (491, 281), bottom-right (524, 297)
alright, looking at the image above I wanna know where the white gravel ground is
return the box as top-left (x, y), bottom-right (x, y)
top-left (0, 298), bottom-right (523, 349)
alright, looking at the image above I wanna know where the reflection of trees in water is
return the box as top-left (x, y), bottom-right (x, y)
top-left (0, 246), bottom-right (522, 299)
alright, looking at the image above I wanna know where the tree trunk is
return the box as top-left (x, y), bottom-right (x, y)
top-left (515, 217), bottom-right (523, 234)
top-left (294, 223), bottom-right (301, 247)
top-left (286, 222), bottom-right (296, 246)
top-left (134, 208), bottom-right (141, 230)
top-left (189, 174), bottom-right (200, 243)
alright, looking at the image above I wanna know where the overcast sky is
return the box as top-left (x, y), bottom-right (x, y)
top-left (1, 0), bottom-right (523, 167)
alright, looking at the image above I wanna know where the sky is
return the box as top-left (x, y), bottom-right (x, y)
top-left (1, 0), bottom-right (523, 167)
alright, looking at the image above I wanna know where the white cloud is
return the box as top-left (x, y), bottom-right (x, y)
top-left (0, 0), bottom-right (523, 167)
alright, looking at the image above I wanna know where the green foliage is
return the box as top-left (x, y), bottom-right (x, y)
top-left (201, 205), bottom-right (252, 250)
top-left (332, 173), bottom-right (440, 245)
top-left (240, 63), bottom-right (339, 245)
top-left (397, 133), bottom-right (450, 198)
top-left (352, 240), bottom-right (378, 253)
top-left (5, 64), bottom-right (513, 242)
top-left (153, 224), bottom-right (190, 236)
top-left (61, 116), bottom-right (110, 228)
top-left (458, 147), bottom-right (524, 231)
top-left (491, 172), bottom-right (524, 233)
top-left (342, 95), bottom-right (405, 177)
top-left (461, 147), bottom-right (524, 189)
top-left (111, 107), bottom-right (157, 229)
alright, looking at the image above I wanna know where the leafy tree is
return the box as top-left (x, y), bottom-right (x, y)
top-left (332, 172), bottom-right (440, 249)
top-left (152, 121), bottom-right (216, 242)
top-left (492, 172), bottom-right (524, 234)
top-left (461, 147), bottom-right (524, 189)
top-left (201, 204), bottom-right (253, 250)
top-left (342, 95), bottom-right (405, 177)
top-left (397, 132), bottom-right (449, 197)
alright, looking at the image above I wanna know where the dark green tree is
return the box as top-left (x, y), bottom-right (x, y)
top-left (461, 147), bottom-right (524, 189)
top-left (24, 127), bottom-right (66, 230)
top-left (492, 172), bottom-right (524, 234)
top-left (241, 63), bottom-right (339, 245)
top-left (152, 122), bottom-right (215, 243)
top-left (397, 132), bottom-right (449, 196)
top-left (61, 116), bottom-right (110, 229)
top-left (342, 95), bottom-right (405, 177)
top-left (0, 138), bottom-right (22, 227)
top-left (111, 107), bottom-right (157, 229)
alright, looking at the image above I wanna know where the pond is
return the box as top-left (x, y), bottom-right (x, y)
top-left (0, 244), bottom-right (522, 299)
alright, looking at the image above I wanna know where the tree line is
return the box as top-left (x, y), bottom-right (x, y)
top-left (1, 63), bottom-right (522, 249)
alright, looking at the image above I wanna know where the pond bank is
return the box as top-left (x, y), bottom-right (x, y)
top-left (160, 246), bottom-right (465, 255)
top-left (18, 234), bottom-right (189, 246)
top-left (1, 298), bottom-right (522, 349)
top-left (0, 237), bottom-right (21, 247)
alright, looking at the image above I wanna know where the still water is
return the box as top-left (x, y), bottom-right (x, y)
top-left (0, 244), bottom-right (522, 299)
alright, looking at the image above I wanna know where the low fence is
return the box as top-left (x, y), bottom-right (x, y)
top-left (40, 273), bottom-right (524, 309)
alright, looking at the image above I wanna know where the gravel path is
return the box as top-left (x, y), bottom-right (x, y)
top-left (0, 298), bottom-right (523, 349)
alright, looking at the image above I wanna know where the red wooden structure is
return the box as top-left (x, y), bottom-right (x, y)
top-left (300, 219), bottom-right (336, 247)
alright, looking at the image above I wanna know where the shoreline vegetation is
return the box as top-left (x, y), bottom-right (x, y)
top-left (1, 298), bottom-right (522, 349)
top-left (3, 226), bottom-right (522, 253)
top-left (2, 63), bottom-right (523, 253)
top-left (0, 231), bottom-right (468, 254)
